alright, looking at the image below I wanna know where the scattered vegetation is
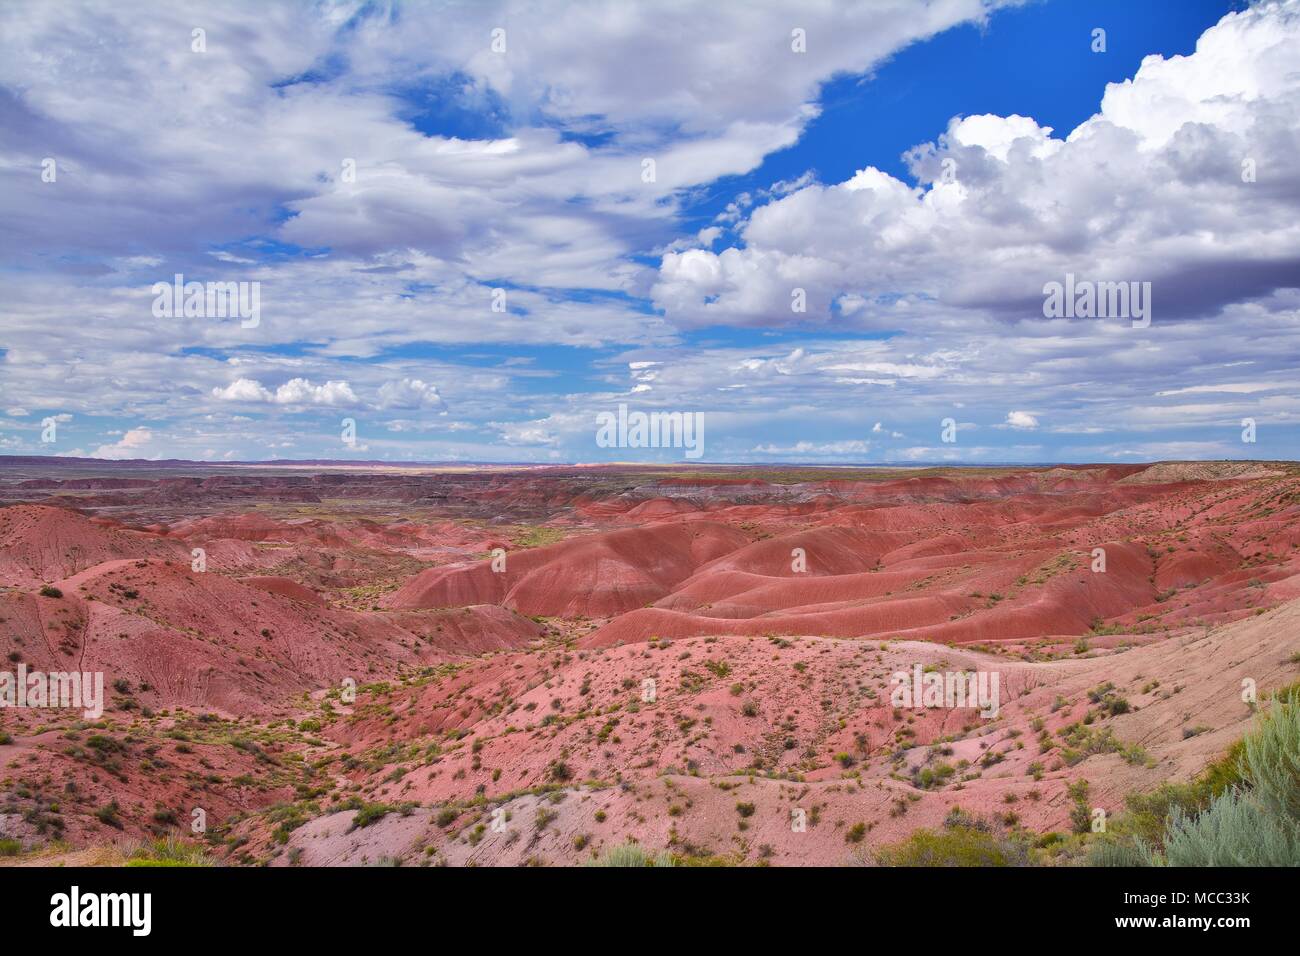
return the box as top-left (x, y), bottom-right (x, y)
top-left (582, 842), bottom-right (675, 867)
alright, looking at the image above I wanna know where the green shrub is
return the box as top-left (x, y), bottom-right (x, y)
top-left (435, 807), bottom-right (458, 827)
top-left (1095, 691), bottom-right (1299, 867)
top-left (582, 843), bottom-right (675, 867)
top-left (126, 836), bottom-right (212, 867)
top-left (349, 802), bottom-right (394, 829)
top-left (1159, 788), bottom-right (1299, 866)
top-left (95, 801), bottom-right (123, 829)
top-left (1241, 690), bottom-right (1300, 821)
top-left (1085, 837), bottom-right (1148, 867)
top-left (877, 824), bottom-right (1028, 867)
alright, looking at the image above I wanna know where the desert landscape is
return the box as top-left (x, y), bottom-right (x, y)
top-left (2, 457), bottom-right (1297, 867)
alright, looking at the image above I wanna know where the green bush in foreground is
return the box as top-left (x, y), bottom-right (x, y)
top-left (877, 823), bottom-right (1029, 867)
top-left (1158, 788), bottom-right (1299, 866)
top-left (582, 843), bottom-right (675, 867)
top-left (1092, 691), bottom-right (1299, 867)
top-left (1242, 688), bottom-right (1300, 822)
top-left (126, 836), bottom-right (213, 867)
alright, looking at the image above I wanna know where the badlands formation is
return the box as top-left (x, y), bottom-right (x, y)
top-left (0, 459), bottom-right (1297, 865)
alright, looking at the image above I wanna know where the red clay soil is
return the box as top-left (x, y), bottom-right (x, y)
top-left (383, 520), bottom-right (751, 617)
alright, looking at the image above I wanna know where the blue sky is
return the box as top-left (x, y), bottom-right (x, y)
top-left (1, 0), bottom-right (1297, 464)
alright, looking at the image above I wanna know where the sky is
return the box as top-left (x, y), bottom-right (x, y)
top-left (1, 0), bottom-right (1298, 465)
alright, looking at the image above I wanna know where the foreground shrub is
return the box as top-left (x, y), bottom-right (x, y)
top-left (877, 813), bottom-right (1029, 867)
top-left (1158, 788), bottom-right (1299, 866)
top-left (582, 842), bottom-right (675, 867)
top-left (1093, 691), bottom-right (1299, 867)
top-left (1084, 837), bottom-right (1147, 867)
top-left (1242, 688), bottom-right (1300, 821)
top-left (126, 836), bottom-right (213, 867)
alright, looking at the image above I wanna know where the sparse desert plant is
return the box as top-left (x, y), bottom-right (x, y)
top-left (1085, 836), bottom-right (1148, 867)
top-left (436, 807), bottom-right (459, 827)
top-left (126, 836), bottom-right (213, 867)
top-left (349, 802), bottom-right (395, 830)
top-left (95, 800), bottom-right (124, 829)
top-left (877, 821), bottom-right (1028, 866)
top-left (582, 842), bottom-right (675, 867)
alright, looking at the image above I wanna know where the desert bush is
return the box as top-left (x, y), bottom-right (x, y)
top-left (1241, 690), bottom-right (1300, 821)
top-left (582, 842), bottom-right (675, 867)
top-left (126, 836), bottom-right (213, 867)
top-left (1095, 691), bottom-right (1299, 866)
top-left (1159, 788), bottom-right (1299, 866)
top-left (877, 823), bottom-right (1029, 867)
top-left (349, 802), bottom-right (395, 829)
top-left (95, 800), bottom-right (123, 829)
top-left (1085, 837), bottom-right (1148, 867)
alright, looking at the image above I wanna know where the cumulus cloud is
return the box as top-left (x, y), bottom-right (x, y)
top-left (0, 0), bottom-right (1004, 294)
top-left (500, 421), bottom-right (560, 447)
top-left (651, 2), bottom-right (1300, 329)
top-left (211, 379), bottom-right (274, 403)
top-left (91, 427), bottom-right (153, 460)
top-left (1004, 410), bottom-right (1039, 429)
top-left (375, 378), bottom-right (444, 410)
top-left (211, 378), bottom-right (359, 406)
top-left (274, 378), bottom-right (358, 406)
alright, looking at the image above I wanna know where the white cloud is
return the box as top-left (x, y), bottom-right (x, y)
top-left (211, 377), bottom-right (358, 406)
top-left (375, 377), bottom-right (444, 410)
top-left (91, 427), bottom-right (153, 460)
top-left (651, 2), bottom-right (1300, 330)
top-left (211, 378), bottom-right (273, 402)
top-left (1004, 410), bottom-right (1039, 429)
top-left (273, 379), bottom-right (358, 406)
